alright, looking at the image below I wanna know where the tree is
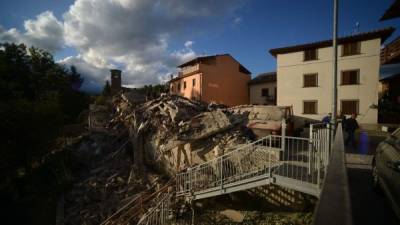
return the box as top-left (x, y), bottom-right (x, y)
top-left (0, 43), bottom-right (91, 224)
top-left (102, 80), bottom-right (111, 96)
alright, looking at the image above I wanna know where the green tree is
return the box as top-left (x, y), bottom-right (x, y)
top-left (0, 43), bottom-right (91, 224)
top-left (102, 80), bottom-right (111, 96)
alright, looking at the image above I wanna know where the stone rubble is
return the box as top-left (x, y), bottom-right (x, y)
top-left (64, 93), bottom-right (290, 225)
top-left (110, 94), bottom-right (256, 173)
top-left (63, 133), bottom-right (165, 225)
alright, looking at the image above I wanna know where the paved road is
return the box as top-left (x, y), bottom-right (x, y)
top-left (347, 167), bottom-right (399, 225)
top-left (345, 131), bottom-right (399, 225)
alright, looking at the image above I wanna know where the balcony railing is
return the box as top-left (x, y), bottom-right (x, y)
top-left (179, 64), bottom-right (200, 76)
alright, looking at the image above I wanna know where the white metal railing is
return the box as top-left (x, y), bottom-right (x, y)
top-left (137, 192), bottom-right (174, 225)
top-left (177, 122), bottom-right (331, 198)
top-left (140, 122), bottom-right (331, 225)
top-left (176, 134), bottom-right (282, 197)
top-left (309, 123), bottom-right (331, 187)
top-left (271, 136), bottom-right (317, 183)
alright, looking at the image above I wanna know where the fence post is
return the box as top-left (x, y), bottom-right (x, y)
top-left (308, 124), bottom-right (314, 174)
top-left (188, 168), bottom-right (192, 194)
top-left (220, 157), bottom-right (223, 190)
top-left (326, 123), bottom-right (331, 167)
top-left (192, 168), bottom-right (196, 192)
top-left (317, 147), bottom-right (321, 187)
top-left (281, 119), bottom-right (286, 152)
top-left (269, 135), bottom-right (272, 178)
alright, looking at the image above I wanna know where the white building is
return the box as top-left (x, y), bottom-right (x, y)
top-left (269, 28), bottom-right (395, 125)
top-left (249, 72), bottom-right (277, 105)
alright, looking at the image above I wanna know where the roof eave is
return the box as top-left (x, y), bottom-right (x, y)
top-left (269, 27), bottom-right (395, 57)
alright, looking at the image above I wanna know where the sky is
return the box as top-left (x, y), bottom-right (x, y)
top-left (0, 0), bottom-right (399, 93)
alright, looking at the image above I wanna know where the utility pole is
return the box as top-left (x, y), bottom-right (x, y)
top-left (331, 0), bottom-right (338, 132)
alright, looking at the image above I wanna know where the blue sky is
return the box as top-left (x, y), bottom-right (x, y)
top-left (0, 0), bottom-right (399, 91)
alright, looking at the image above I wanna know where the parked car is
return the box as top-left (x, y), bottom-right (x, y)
top-left (372, 128), bottom-right (400, 219)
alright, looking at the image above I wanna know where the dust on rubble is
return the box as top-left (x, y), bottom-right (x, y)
top-left (64, 93), bottom-right (288, 225)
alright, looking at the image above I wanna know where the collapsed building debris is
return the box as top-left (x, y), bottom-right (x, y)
top-left (110, 94), bottom-right (256, 174)
top-left (65, 92), bottom-right (295, 225)
top-left (63, 131), bottom-right (167, 225)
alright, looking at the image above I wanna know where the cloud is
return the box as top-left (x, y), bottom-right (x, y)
top-left (184, 41), bottom-right (194, 48)
top-left (1, 0), bottom-right (244, 92)
top-left (233, 17), bottom-right (242, 25)
top-left (0, 11), bottom-right (64, 53)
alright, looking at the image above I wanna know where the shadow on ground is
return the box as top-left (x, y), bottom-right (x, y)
top-left (347, 168), bottom-right (399, 225)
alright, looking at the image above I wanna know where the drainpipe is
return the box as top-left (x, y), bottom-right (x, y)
top-left (331, 0), bottom-right (338, 135)
top-left (200, 73), bottom-right (203, 101)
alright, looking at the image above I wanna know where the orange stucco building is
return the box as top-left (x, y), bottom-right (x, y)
top-left (169, 54), bottom-right (251, 106)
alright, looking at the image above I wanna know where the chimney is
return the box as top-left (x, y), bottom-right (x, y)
top-left (110, 69), bottom-right (122, 94)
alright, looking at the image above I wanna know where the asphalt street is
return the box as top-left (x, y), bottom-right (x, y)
top-left (345, 131), bottom-right (399, 225)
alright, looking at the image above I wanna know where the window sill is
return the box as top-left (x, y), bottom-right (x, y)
top-left (302, 86), bottom-right (319, 88)
top-left (340, 83), bottom-right (360, 86)
top-left (303, 59), bottom-right (319, 62)
top-left (302, 113), bottom-right (318, 115)
top-left (341, 53), bottom-right (361, 57)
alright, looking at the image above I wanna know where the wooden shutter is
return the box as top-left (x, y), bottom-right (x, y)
top-left (342, 70), bottom-right (359, 85)
top-left (304, 101), bottom-right (317, 114)
top-left (341, 100), bottom-right (359, 114)
top-left (304, 74), bottom-right (318, 87)
top-left (342, 42), bottom-right (360, 56)
top-left (304, 49), bottom-right (317, 61)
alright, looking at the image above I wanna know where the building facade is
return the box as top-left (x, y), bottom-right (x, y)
top-left (249, 72), bottom-right (277, 105)
top-left (169, 54), bottom-right (251, 106)
top-left (269, 28), bottom-right (395, 124)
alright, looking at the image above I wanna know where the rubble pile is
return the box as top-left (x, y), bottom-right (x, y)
top-left (65, 94), bottom-right (288, 225)
top-left (111, 94), bottom-right (254, 173)
top-left (64, 133), bottom-right (164, 225)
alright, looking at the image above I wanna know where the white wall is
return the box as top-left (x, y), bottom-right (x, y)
top-left (249, 82), bottom-right (277, 105)
top-left (277, 38), bottom-right (381, 124)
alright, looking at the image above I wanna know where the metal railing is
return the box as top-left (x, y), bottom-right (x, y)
top-left (137, 192), bottom-right (174, 225)
top-left (140, 122), bottom-right (332, 225)
top-left (309, 123), bottom-right (331, 187)
top-left (176, 135), bottom-right (282, 197)
top-left (313, 123), bottom-right (352, 225)
top-left (176, 121), bottom-right (331, 199)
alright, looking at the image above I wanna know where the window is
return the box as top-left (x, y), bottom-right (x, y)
top-left (341, 70), bottom-right (359, 85)
top-left (178, 83), bottom-right (181, 91)
top-left (192, 78), bottom-right (196, 87)
top-left (170, 85), bottom-right (174, 92)
top-left (261, 88), bottom-right (269, 97)
top-left (303, 73), bottom-right (318, 87)
top-left (183, 81), bottom-right (186, 89)
top-left (341, 100), bottom-right (359, 115)
top-left (303, 101), bottom-right (318, 114)
top-left (304, 48), bottom-right (318, 61)
top-left (342, 42), bottom-right (360, 56)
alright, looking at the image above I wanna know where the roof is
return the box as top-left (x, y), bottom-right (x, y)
top-left (177, 54), bottom-right (251, 74)
top-left (248, 72), bottom-right (276, 85)
top-left (269, 27), bottom-right (395, 57)
top-left (381, 72), bottom-right (400, 81)
top-left (380, 63), bottom-right (400, 81)
top-left (380, 0), bottom-right (400, 21)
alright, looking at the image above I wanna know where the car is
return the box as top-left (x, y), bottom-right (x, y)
top-left (372, 127), bottom-right (400, 220)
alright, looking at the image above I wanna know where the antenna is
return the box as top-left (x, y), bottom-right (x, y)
top-left (353, 22), bottom-right (360, 34)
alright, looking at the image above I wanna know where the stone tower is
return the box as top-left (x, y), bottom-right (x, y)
top-left (110, 69), bottom-right (122, 94)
